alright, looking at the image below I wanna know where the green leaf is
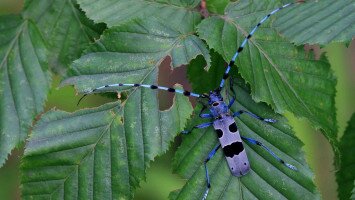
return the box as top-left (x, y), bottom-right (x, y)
top-left (171, 79), bottom-right (320, 199)
top-left (197, 0), bottom-right (338, 159)
top-left (206, 0), bottom-right (229, 14)
top-left (187, 51), bottom-right (225, 93)
top-left (22, 0), bottom-right (105, 74)
top-left (42, 15), bottom-right (205, 198)
top-left (352, 182), bottom-right (355, 200)
top-left (273, 0), bottom-right (355, 45)
top-left (21, 89), bottom-right (192, 199)
top-left (77, 0), bottom-right (201, 28)
top-left (62, 17), bottom-right (210, 92)
top-left (0, 15), bottom-right (51, 167)
top-left (336, 113), bottom-right (355, 200)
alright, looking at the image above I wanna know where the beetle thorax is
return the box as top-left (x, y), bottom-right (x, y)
top-left (209, 101), bottom-right (228, 117)
top-left (208, 91), bottom-right (228, 118)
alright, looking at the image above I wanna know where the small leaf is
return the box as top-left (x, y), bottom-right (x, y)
top-left (171, 79), bottom-right (320, 199)
top-left (77, 0), bottom-right (201, 28)
top-left (206, 0), bottom-right (229, 14)
top-left (21, 90), bottom-right (192, 199)
top-left (336, 113), bottom-right (355, 200)
top-left (274, 0), bottom-right (355, 45)
top-left (0, 15), bottom-right (51, 167)
top-left (197, 0), bottom-right (339, 159)
top-left (22, 0), bottom-right (105, 74)
top-left (187, 51), bottom-right (225, 93)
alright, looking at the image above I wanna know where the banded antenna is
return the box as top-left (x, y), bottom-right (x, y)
top-left (77, 83), bottom-right (207, 105)
top-left (218, 2), bottom-right (294, 90)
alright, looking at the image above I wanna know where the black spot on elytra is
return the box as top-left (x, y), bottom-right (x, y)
top-left (216, 129), bottom-right (223, 138)
top-left (223, 142), bottom-right (244, 158)
top-left (229, 122), bottom-right (238, 133)
top-left (212, 102), bottom-right (219, 107)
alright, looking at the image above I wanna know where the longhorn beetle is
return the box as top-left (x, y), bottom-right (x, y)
top-left (78, 2), bottom-right (297, 200)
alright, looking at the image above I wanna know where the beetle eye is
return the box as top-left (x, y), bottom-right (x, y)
top-left (212, 102), bottom-right (219, 106)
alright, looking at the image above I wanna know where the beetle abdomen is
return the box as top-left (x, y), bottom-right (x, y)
top-left (213, 116), bottom-right (250, 176)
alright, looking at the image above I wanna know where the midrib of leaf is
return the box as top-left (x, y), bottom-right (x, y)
top-left (2, 21), bottom-right (26, 145)
top-left (0, 21), bottom-right (26, 69)
top-left (20, 26), bottom-right (45, 113)
top-left (4, 67), bottom-right (20, 145)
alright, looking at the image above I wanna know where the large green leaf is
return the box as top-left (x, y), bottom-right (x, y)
top-left (22, 0), bottom-right (105, 74)
top-left (77, 0), bottom-right (201, 28)
top-left (170, 79), bottom-right (320, 199)
top-left (0, 15), bottom-right (51, 167)
top-left (197, 0), bottom-right (338, 158)
top-left (21, 89), bottom-right (192, 199)
top-left (336, 113), bottom-right (355, 200)
top-left (37, 14), bottom-right (207, 199)
top-left (274, 0), bottom-right (355, 45)
top-left (62, 17), bottom-right (210, 92)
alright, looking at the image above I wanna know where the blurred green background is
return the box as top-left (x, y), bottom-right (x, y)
top-left (0, 1), bottom-right (354, 199)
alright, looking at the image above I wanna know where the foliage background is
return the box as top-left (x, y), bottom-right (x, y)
top-left (0, 0), bottom-right (354, 200)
